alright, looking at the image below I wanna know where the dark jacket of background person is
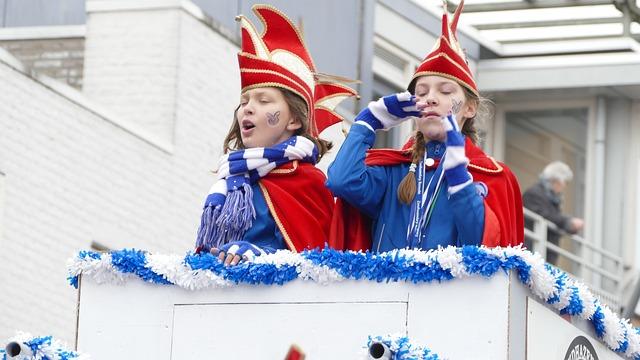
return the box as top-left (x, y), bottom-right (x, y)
top-left (524, 180), bottom-right (577, 234)
top-left (523, 180), bottom-right (577, 264)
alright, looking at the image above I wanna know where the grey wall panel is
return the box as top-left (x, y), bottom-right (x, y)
top-left (0, 0), bottom-right (6, 27)
top-left (378, 0), bottom-right (480, 60)
top-left (192, 0), bottom-right (240, 34)
top-left (4, 0), bottom-right (85, 27)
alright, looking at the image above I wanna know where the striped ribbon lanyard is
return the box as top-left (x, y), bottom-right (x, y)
top-left (407, 150), bottom-right (446, 248)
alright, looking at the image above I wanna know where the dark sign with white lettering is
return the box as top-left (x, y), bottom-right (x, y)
top-left (564, 336), bottom-right (599, 360)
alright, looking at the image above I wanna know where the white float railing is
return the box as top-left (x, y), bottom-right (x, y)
top-left (524, 207), bottom-right (627, 312)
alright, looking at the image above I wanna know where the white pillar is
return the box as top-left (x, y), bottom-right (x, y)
top-left (83, 0), bottom-right (183, 143)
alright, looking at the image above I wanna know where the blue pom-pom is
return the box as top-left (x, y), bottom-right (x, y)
top-left (559, 286), bottom-right (583, 316)
top-left (110, 249), bottom-right (171, 285)
top-left (614, 323), bottom-right (629, 353)
top-left (591, 305), bottom-right (606, 338)
top-left (461, 246), bottom-right (501, 277)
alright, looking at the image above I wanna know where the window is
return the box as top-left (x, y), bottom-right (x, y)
top-left (495, 101), bottom-right (591, 273)
top-left (505, 108), bottom-right (588, 218)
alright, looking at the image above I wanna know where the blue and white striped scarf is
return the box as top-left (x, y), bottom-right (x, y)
top-left (195, 136), bottom-right (318, 251)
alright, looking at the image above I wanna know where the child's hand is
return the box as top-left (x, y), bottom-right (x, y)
top-left (441, 113), bottom-right (472, 192)
top-left (355, 91), bottom-right (421, 131)
top-left (442, 112), bottom-right (465, 146)
top-left (211, 241), bottom-right (267, 266)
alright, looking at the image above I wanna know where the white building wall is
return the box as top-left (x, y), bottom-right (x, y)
top-left (0, 1), bottom-right (241, 344)
top-left (82, 3), bottom-right (182, 144)
top-left (0, 171), bottom-right (4, 246)
top-left (603, 98), bottom-right (632, 257)
top-left (630, 100), bottom-right (640, 268)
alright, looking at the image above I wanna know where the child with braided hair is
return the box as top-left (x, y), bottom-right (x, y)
top-left (327, 1), bottom-right (523, 252)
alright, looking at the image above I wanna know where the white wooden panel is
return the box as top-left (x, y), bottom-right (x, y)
top-left (527, 299), bottom-right (624, 359)
top-left (407, 273), bottom-right (511, 359)
top-left (76, 279), bottom-right (410, 359)
top-left (76, 279), bottom-right (174, 360)
top-left (77, 272), bottom-right (625, 359)
top-left (171, 302), bottom-right (407, 359)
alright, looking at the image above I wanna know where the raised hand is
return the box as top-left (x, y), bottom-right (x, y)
top-left (442, 113), bottom-right (472, 192)
top-left (355, 91), bottom-right (421, 131)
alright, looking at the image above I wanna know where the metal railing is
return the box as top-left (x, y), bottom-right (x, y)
top-left (524, 208), bottom-right (630, 312)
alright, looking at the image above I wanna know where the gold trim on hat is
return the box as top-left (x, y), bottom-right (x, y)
top-left (421, 52), bottom-right (475, 85)
top-left (270, 49), bottom-right (315, 90)
top-left (239, 69), bottom-right (313, 100)
top-left (315, 93), bottom-right (355, 108)
top-left (411, 70), bottom-right (478, 97)
top-left (239, 51), bottom-right (314, 90)
top-left (439, 36), bottom-right (467, 64)
top-left (235, 15), bottom-right (270, 60)
top-left (315, 73), bottom-right (361, 84)
top-left (315, 105), bottom-right (345, 121)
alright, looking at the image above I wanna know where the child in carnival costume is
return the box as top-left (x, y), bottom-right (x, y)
top-left (195, 4), bottom-right (357, 265)
top-left (327, 0), bottom-right (523, 252)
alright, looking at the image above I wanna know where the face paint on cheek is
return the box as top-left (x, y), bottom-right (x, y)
top-left (451, 98), bottom-right (463, 115)
top-left (266, 111), bottom-right (281, 127)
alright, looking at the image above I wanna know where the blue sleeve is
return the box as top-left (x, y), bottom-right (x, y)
top-left (326, 124), bottom-right (389, 219)
top-left (449, 183), bottom-right (484, 246)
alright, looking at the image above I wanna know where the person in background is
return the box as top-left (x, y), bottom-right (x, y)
top-left (523, 161), bottom-right (584, 264)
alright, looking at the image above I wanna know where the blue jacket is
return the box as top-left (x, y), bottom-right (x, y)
top-left (240, 183), bottom-right (286, 253)
top-left (326, 124), bottom-right (484, 252)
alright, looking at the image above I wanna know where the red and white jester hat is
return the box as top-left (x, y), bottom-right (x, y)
top-left (236, 4), bottom-right (358, 137)
top-left (408, 0), bottom-right (478, 97)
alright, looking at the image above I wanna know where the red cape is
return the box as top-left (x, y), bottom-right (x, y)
top-left (329, 138), bottom-right (524, 251)
top-left (260, 161), bottom-right (334, 252)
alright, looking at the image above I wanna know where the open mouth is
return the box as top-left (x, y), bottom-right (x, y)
top-left (241, 119), bottom-right (256, 131)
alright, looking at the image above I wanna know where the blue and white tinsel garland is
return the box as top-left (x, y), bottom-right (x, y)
top-left (365, 335), bottom-right (441, 360)
top-left (67, 246), bottom-right (640, 359)
top-left (0, 332), bottom-right (90, 360)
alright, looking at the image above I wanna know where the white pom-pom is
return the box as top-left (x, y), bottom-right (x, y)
top-left (623, 319), bottom-right (640, 358)
top-left (574, 282), bottom-right (596, 320)
top-left (146, 253), bottom-right (231, 290)
top-left (518, 250), bottom-right (556, 300)
top-left (71, 253), bottom-right (127, 285)
top-left (436, 246), bottom-right (468, 278)
top-left (600, 305), bottom-right (625, 349)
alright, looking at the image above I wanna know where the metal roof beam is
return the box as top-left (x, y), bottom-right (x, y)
top-left (454, 0), bottom-right (613, 13)
top-left (499, 37), bottom-right (640, 56)
top-left (474, 17), bottom-right (622, 30)
top-left (498, 34), bottom-right (624, 44)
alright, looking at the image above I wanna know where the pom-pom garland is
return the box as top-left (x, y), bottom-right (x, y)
top-left (67, 245), bottom-right (638, 357)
